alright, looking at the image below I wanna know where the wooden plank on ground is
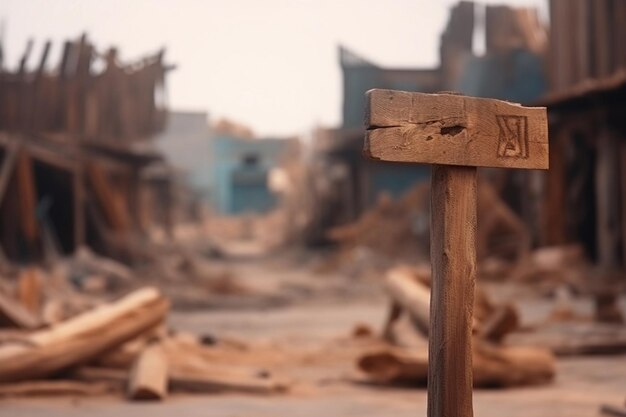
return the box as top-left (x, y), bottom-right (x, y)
top-left (127, 341), bottom-right (168, 400)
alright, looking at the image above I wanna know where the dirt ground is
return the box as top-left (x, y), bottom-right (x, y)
top-left (3, 251), bottom-right (626, 417)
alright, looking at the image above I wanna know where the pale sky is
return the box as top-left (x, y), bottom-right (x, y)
top-left (0, 0), bottom-right (547, 137)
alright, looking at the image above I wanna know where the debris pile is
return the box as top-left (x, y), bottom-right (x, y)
top-left (0, 283), bottom-right (287, 400)
top-left (356, 265), bottom-right (556, 388)
top-left (327, 179), bottom-right (533, 279)
top-left (0, 34), bottom-right (177, 268)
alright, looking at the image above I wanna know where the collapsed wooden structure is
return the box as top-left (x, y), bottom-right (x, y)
top-left (0, 34), bottom-right (174, 265)
top-left (516, 1), bottom-right (626, 280)
top-left (306, 1), bottom-right (547, 245)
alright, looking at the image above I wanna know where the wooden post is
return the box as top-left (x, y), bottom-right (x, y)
top-left (428, 164), bottom-right (476, 417)
top-left (595, 127), bottom-right (619, 269)
top-left (73, 166), bottom-right (85, 249)
top-left (364, 89), bottom-right (548, 417)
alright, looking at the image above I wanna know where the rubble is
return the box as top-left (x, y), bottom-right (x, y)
top-left (0, 34), bottom-right (176, 267)
top-left (356, 265), bottom-right (556, 388)
top-left (326, 178), bottom-right (534, 280)
top-left (0, 285), bottom-right (287, 401)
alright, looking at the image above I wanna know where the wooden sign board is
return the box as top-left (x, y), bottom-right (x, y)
top-left (364, 89), bottom-right (549, 170)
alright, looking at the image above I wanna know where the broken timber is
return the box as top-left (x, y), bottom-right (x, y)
top-left (364, 89), bottom-right (548, 417)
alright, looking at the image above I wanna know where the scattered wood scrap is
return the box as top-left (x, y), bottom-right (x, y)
top-left (358, 264), bottom-right (555, 389)
top-left (0, 287), bottom-right (169, 382)
top-left (327, 179), bottom-right (532, 277)
top-left (358, 342), bottom-right (555, 388)
top-left (0, 285), bottom-right (289, 402)
top-left (382, 265), bottom-right (520, 343)
top-left (127, 341), bottom-right (168, 400)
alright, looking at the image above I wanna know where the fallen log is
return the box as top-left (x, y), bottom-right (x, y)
top-left (0, 287), bottom-right (169, 382)
top-left (127, 341), bottom-right (168, 401)
top-left (357, 341), bottom-right (555, 388)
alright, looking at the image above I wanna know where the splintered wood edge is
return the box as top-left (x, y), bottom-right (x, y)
top-left (363, 89), bottom-right (549, 170)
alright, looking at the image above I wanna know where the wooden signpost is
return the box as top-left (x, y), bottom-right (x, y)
top-left (364, 89), bottom-right (548, 417)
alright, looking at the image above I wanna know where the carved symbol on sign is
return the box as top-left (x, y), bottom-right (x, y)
top-left (496, 115), bottom-right (528, 158)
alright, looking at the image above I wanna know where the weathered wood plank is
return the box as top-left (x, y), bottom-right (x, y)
top-left (428, 164), bottom-right (477, 417)
top-left (364, 89), bottom-right (548, 169)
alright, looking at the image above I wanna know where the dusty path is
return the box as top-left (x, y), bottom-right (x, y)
top-left (3, 255), bottom-right (626, 417)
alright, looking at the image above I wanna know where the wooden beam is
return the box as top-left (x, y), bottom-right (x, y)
top-left (74, 166), bottom-right (85, 249)
top-left (15, 150), bottom-right (39, 244)
top-left (592, 0), bottom-right (612, 77)
top-left (621, 143), bottom-right (626, 269)
top-left (0, 140), bottom-right (19, 206)
top-left (86, 162), bottom-right (130, 232)
top-left (428, 164), bottom-right (477, 417)
top-left (595, 127), bottom-right (619, 268)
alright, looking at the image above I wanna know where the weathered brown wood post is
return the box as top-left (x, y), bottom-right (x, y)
top-left (364, 89), bottom-right (548, 417)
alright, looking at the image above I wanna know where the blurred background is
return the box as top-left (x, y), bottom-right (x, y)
top-left (0, 1), bottom-right (624, 416)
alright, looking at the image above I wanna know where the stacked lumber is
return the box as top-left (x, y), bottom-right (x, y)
top-left (357, 265), bottom-right (556, 388)
top-left (0, 286), bottom-right (287, 400)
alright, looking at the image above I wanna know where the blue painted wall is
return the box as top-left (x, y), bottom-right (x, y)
top-left (209, 133), bottom-right (285, 214)
top-left (339, 46), bottom-right (436, 206)
top-left (456, 49), bottom-right (547, 103)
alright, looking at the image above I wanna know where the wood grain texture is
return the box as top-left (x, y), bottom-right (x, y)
top-left (428, 165), bottom-right (477, 417)
top-left (364, 89), bottom-right (548, 169)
